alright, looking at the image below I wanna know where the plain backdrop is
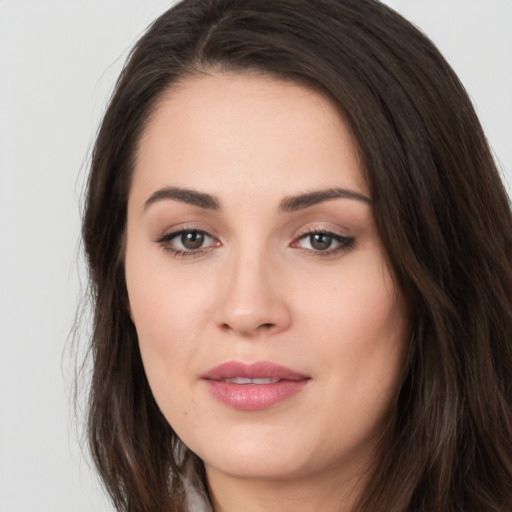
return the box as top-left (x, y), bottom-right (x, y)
top-left (0, 1), bottom-right (511, 510)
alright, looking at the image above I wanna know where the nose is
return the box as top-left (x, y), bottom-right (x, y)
top-left (214, 252), bottom-right (292, 337)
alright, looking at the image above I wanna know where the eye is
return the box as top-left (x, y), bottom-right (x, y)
top-left (293, 230), bottom-right (354, 255)
top-left (179, 230), bottom-right (208, 250)
top-left (155, 229), bottom-right (219, 256)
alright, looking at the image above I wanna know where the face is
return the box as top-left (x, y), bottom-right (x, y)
top-left (125, 72), bottom-right (409, 487)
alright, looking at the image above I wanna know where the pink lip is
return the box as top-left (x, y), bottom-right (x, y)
top-left (201, 361), bottom-right (310, 411)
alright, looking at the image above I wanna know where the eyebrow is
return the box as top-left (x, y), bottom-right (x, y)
top-left (279, 188), bottom-right (371, 212)
top-left (143, 186), bottom-right (370, 213)
top-left (143, 187), bottom-right (221, 211)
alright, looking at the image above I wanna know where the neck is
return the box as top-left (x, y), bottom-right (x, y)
top-left (205, 462), bottom-right (368, 512)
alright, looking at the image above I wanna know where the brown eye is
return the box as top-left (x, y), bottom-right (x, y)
top-left (293, 230), bottom-right (355, 256)
top-left (309, 233), bottom-right (333, 251)
top-left (156, 229), bottom-right (218, 256)
top-left (181, 231), bottom-right (205, 250)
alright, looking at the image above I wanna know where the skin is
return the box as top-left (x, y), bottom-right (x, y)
top-left (125, 72), bottom-right (409, 512)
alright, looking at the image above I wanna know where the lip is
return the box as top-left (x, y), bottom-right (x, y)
top-left (201, 361), bottom-right (310, 411)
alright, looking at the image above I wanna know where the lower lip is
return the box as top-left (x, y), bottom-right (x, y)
top-left (203, 379), bottom-right (309, 410)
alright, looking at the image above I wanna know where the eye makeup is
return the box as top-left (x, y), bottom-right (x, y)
top-left (154, 225), bottom-right (356, 260)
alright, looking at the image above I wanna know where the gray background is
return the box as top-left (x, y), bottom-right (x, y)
top-left (1, 1), bottom-right (511, 510)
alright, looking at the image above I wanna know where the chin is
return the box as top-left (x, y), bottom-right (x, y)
top-left (204, 453), bottom-right (307, 481)
top-left (191, 428), bottom-right (313, 480)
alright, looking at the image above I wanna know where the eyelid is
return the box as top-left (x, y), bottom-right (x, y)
top-left (292, 223), bottom-right (351, 242)
top-left (155, 221), bottom-right (221, 242)
top-left (290, 225), bottom-right (355, 256)
top-left (153, 222), bottom-right (355, 258)
top-left (154, 225), bottom-right (221, 257)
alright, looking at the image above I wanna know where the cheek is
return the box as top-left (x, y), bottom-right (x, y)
top-left (125, 250), bottom-right (223, 423)
top-left (125, 251), bottom-right (194, 389)
top-left (126, 279), bottom-right (201, 431)
top-left (297, 255), bottom-right (408, 405)
top-left (125, 243), bottom-right (212, 348)
top-left (297, 253), bottom-right (406, 345)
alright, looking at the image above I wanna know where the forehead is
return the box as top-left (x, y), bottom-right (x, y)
top-left (131, 72), bottom-right (367, 206)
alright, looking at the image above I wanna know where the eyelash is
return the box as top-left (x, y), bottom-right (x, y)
top-left (155, 228), bottom-right (355, 258)
top-left (292, 229), bottom-right (355, 256)
top-left (155, 229), bottom-right (218, 259)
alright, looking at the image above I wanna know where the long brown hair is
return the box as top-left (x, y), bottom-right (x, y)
top-left (82, 1), bottom-right (512, 510)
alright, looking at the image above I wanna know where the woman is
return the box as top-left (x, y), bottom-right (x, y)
top-left (82, 0), bottom-right (512, 510)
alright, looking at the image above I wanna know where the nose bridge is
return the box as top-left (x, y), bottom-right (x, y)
top-left (216, 242), bottom-right (291, 336)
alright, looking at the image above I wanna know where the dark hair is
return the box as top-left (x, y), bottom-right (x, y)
top-left (82, 0), bottom-right (512, 510)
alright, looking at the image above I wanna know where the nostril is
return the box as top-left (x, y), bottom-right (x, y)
top-left (218, 321), bottom-right (276, 334)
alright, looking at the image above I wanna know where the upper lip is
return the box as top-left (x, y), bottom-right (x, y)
top-left (201, 361), bottom-right (309, 381)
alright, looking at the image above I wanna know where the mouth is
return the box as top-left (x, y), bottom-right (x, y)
top-left (222, 377), bottom-right (281, 384)
top-left (201, 361), bottom-right (310, 410)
